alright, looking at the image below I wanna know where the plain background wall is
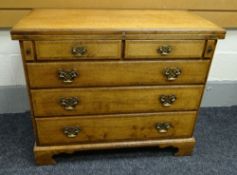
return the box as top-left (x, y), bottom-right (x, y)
top-left (0, 30), bottom-right (25, 86)
top-left (210, 30), bottom-right (237, 81)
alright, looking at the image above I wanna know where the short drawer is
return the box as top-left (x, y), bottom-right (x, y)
top-left (31, 86), bottom-right (203, 117)
top-left (35, 40), bottom-right (122, 60)
top-left (27, 60), bottom-right (210, 88)
top-left (36, 111), bottom-right (197, 145)
top-left (125, 40), bottom-right (205, 59)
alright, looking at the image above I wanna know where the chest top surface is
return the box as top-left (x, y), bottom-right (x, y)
top-left (11, 9), bottom-right (225, 38)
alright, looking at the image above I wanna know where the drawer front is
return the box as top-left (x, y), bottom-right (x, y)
top-left (35, 40), bottom-right (122, 60)
top-left (27, 60), bottom-right (209, 88)
top-left (125, 40), bottom-right (205, 59)
top-left (36, 111), bottom-right (197, 145)
top-left (31, 86), bottom-right (203, 117)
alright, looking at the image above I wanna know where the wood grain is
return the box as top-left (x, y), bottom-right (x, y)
top-left (204, 40), bottom-right (217, 58)
top-left (11, 9), bottom-right (224, 37)
top-left (10, 9), bottom-right (225, 164)
top-left (31, 86), bottom-right (203, 117)
top-left (3, 10), bottom-right (237, 29)
top-left (34, 137), bottom-right (195, 165)
top-left (35, 40), bottom-right (122, 60)
top-left (27, 60), bottom-right (210, 88)
top-left (193, 11), bottom-right (237, 28)
top-left (1, 0), bottom-right (237, 10)
top-left (36, 111), bottom-right (197, 145)
top-left (11, 33), bottom-right (225, 40)
top-left (20, 41), bottom-right (35, 61)
top-left (0, 10), bottom-right (30, 28)
top-left (125, 40), bottom-right (205, 59)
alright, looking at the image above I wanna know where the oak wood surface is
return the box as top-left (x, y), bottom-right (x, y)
top-left (27, 60), bottom-right (210, 88)
top-left (36, 111), bottom-right (196, 145)
top-left (20, 41), bottom-right (35, 61)
top-left (0, 10), bottom-right (30, 28)
top-left (10, 9), bottom-right (225, 164)
top-left (34, 137), bottom-right (195, 165)
top-left (31, 85), bottom-right (203, 117)
top-left (125, 40), bottom-right (205, 59)
top-left (11, 9), bottom-right (225, 37)
top-left (4, 10), bottom-right (237, 29)
top-left (12, 33), bottom-right (225, 40)
top-left (2, 0), bottom-right (237, 10)
top-left (35, 40), bottom-right (122, 60)
top-left (193, 11), bottom-right (237, 29)
top-left (204, 40), bottom-right (217, 58)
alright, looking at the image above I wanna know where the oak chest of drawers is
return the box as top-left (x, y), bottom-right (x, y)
top-left (11, 9), bottom-right (225, 165)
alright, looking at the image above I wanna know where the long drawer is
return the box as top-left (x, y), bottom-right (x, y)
top-left (35, 40), bottom-right (122, 60)
top-left (36, 111), bottom-right (197, 145)
top-left (31, 85), bottom-right (203, 117)
top-left (125, 40), bottom-right (205, 59)
top-left (27, 60), bottom-right (210, 88)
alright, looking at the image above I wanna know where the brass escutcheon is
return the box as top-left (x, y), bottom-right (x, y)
top-left (158, 45), bottom-right (172, 56)
top-left (163, 67), bottom-right (181, 81)
top-left (156, 122), bottom-right (172, 133)
top-left (159, 95), bottom-right (176, 107)
top-left (63, 127), bottom-right (81, 138)
top-left (60, 97), bottom-right (79, 111)
top-left (71, 46), bottom-right (87, 56)
top-left (58, 69), bottom-right (79, 83)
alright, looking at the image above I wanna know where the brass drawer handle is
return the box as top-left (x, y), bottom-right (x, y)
top-left (159, 95), bottom-right (176, 107)
top-left (60, 97), bottom-right (79, 111)
top-left (63, 127), bottom-right (80, 138)
top-left (58, 69), bottom-right (79, 84)
top-left (72, 46), bottom-right (87, 56)
top-left (156, 122), bottom-right (172, 133)
top-left (163, 67), bottom-right (181, 81)
top-left (157, 45), bottom-right (172, 56)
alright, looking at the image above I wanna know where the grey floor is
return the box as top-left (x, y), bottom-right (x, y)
top-left (0, 107), bottom-right (237, 175)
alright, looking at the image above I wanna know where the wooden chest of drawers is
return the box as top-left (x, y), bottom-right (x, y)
top-left (11, 9), bottom-right (225, 165)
